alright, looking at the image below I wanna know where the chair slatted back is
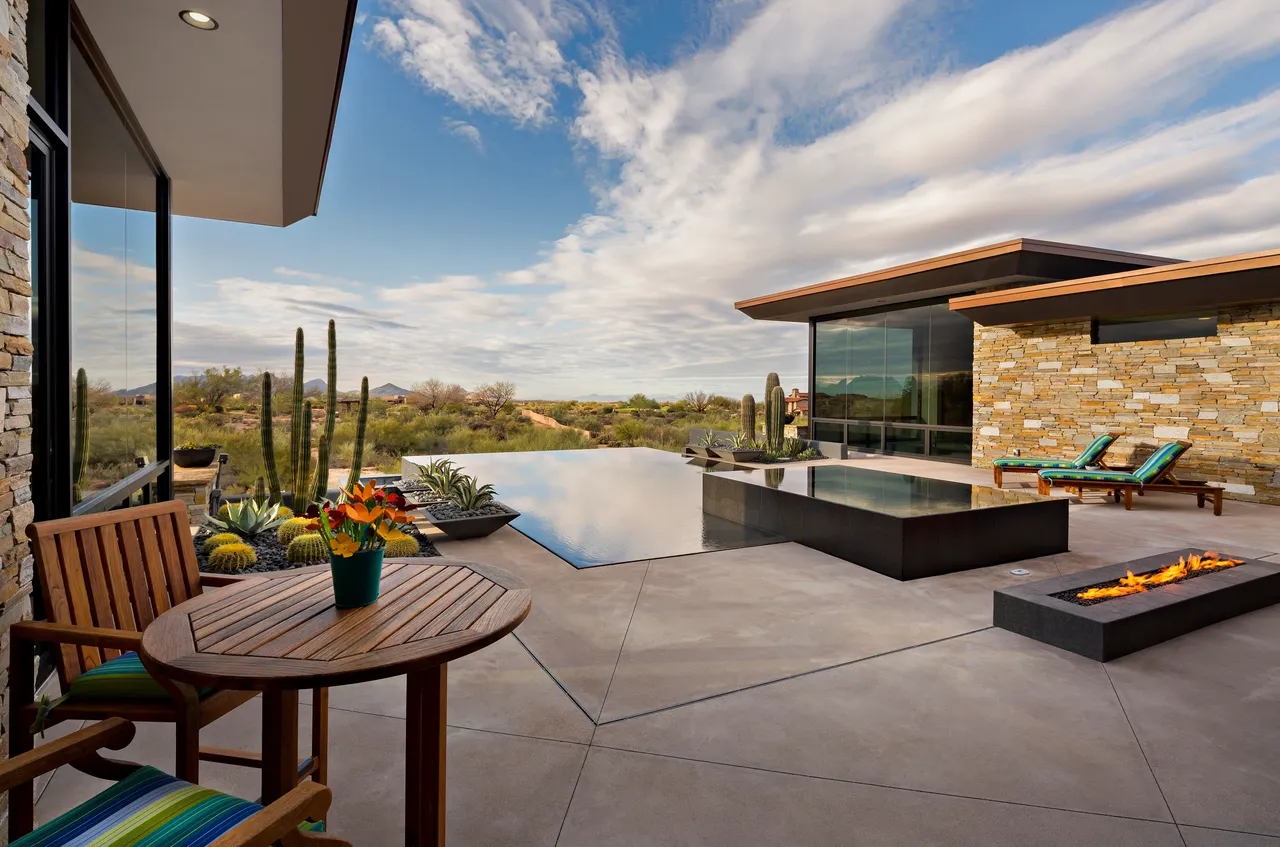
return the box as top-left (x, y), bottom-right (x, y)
top-left (27, 500), bottom-right (203, 687)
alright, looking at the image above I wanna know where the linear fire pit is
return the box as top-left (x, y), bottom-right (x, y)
top-left (994, 548), bottom-right (1280, 661)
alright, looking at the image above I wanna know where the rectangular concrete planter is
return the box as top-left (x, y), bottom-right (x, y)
top-left (422, 504), bottom-right (519, 540)
top-left (993, 549), bottom-right (1280, 661)
top-left (707, 447), bottom-right (764, 463)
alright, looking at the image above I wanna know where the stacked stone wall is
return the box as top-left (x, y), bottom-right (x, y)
top-left (973, 303), bottom-right (1280, 503)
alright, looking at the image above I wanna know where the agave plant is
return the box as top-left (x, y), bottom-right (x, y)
top-left (729, 432), bottom-right (758, 449)
top-left (205, 499), bottom-right (290, 539)
top-left (449, 474), bottom-right (498, 512)
top-left (416, 458), bottom-right (467, 499)
top-left (697, 430), bottom-right (721, 448)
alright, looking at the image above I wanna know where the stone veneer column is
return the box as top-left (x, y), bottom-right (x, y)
top-left (972, 304), bottom-right (1280, 504)
top-left (0, 0), bottom-right (32, 833)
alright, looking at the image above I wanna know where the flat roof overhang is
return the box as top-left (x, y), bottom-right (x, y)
top-left (950, 248), bottom-right (1280, 326)
top-left (76, 0), bottom-right (357, 227)
top-left (734, 239), bottom-right (1179, 322)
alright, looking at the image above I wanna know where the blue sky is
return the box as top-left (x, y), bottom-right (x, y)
top-left (162, 0), bottom-right (1280, 399)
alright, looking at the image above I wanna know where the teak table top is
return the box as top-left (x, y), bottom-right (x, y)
top-left (140, 559), bottom-right (531, 690)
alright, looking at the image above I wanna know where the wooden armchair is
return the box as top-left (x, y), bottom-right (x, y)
top-left (10, 500), bottom-right (329, 835)
top-left (3, 718), bottom-right (349, 845)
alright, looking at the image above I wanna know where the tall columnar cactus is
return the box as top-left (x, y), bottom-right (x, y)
top-left (765, 372), bottom-right (780, 402)
top-left (316, 319), bottom-right (338, 497)
top-left (260, 372), bottom-right (282, 504)
top-left (344, 377), bottom-right (369, 491)
top-left (740, 394), bottom-right (756, 439)
top-left (289, 328), bottom-right (305, 498)
top-left (311, 433), bottom-right (331, 503)
top-left (72, 368), bottom-right (89, 502)
top-left (253, 476), bottom-right (267, 506)
top-left (297, 401), bottom-right (313, 506)
top-left (766, 384), bottom-right (785, 453)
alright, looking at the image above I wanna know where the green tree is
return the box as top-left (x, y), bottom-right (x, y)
top-left (175, 367), bottom-right (251, 410)
top-left (627, 393), bottom-right (659, 410)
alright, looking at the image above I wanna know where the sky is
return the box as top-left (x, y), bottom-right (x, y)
top-left (156, 0), bottom-right (1280, 399)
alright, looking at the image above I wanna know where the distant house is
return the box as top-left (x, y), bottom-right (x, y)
top-left (785, 388), bottom-right (808, 416)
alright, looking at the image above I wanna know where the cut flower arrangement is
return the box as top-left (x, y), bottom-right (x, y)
top-left (305, 480), bottom-right (415, 557)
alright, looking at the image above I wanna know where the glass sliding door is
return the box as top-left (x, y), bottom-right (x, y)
top-left (810, 302), bottom-right (974, 462)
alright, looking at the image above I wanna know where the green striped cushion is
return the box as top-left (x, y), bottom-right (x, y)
top-left (69, 653), bottom-right (215, 702)
top-left (13, 765), bottom-right (259, 846)
top-left (13, 765), bottom-right (324, 846)
top-left (992, 458), bottom-right (1076, 469)
top-left (1075, 434), bottom-right (1117, 467)
top-left (1132, 442), bottom-right (1188, 483)
top-left (1039, 469), bottom-right (1138, 484)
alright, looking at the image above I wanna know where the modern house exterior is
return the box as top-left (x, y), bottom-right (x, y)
top-left (737, 239), bottom-right (1280, 504)
top-left (0, 0), bottom-right (355, 820)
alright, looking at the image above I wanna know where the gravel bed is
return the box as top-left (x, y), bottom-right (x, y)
top-left (1052, 562), bottom-right (1241, 606)
top-left (196, 524), bottom-right (441, 574)
top-left (421, 502), bottom-right (517, 520)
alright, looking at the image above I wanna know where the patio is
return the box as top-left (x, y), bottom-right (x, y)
top-left (30, 455), bottom-right (1280, 845)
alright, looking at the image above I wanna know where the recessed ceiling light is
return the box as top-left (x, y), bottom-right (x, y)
top-left (179, 10), bottom-right (219, 30)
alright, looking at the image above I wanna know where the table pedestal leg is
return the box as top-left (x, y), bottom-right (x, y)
top-left (405, 664), bottom-right (447, 847)
top-left (262, 689), bottom-right (300, 804)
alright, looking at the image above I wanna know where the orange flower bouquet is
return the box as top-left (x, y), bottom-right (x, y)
top-left (305, 481), bottom-right (414, 607)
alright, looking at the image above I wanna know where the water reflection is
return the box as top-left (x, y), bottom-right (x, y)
top-left (403, 448), bottom-right (782, 568)
top-left (721, 464), bottom-right (1048, 518)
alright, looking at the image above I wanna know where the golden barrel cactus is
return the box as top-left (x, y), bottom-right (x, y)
top-left (207, 542), bottom-right (258, 572)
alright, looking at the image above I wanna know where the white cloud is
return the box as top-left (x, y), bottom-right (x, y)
top-left (181, 0), bottom-right (1280, 398)
top-left (369, 0), bottom-right (597, 124)
top-left (443, 117), bottom-right (484, 151)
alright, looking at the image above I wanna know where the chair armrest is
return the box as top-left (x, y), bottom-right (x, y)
top-left (0, 718), bottom-right (136, 793)
top-left (11, 620), bottom-right (142, 651)
top-left (209, 781), bottom-right (347, 847)
top-left (200, 573), bottom-right (254, 588)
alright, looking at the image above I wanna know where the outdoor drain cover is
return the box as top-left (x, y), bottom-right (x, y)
top-left (1010, 568), bottom-right (1031, 575)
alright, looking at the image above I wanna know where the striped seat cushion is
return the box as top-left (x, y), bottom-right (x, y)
top-left (1039, 468), bottom-right (1137, 484)
top-left (1075, 434), bottom-right (1117, 466)
top-left (68, 653), bottom-right (215, 702)
top-left (1132, 442), bottom-right (1189, 483)
top-left (992, 458), bottom-right (1076, 469)
top-left (13, 765), bottom-right (259, 846)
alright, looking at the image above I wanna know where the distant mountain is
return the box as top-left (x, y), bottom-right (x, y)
top-left (370, 383), bottom-right (411, 397)
top-left (119, 374), bottom-right (198, 396)
top-left (302, 378), bottom-right (327, 393)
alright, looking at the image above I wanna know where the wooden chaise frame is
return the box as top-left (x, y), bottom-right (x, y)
top-left (1036, 441), bottom-right (1224, 516)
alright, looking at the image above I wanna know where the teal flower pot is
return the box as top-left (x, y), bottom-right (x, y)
top-left (329, 548), bottom-right (384, 609)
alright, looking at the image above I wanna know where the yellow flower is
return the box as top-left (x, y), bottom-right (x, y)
top-left (329, 533), bottom-right (359, 557)
top-left (377, 526), bottom-right (409, 543)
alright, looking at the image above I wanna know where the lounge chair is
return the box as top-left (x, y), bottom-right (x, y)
top-left (4, 718), bottom-right (348, 845)
top-left (1037, 441), bottom-right (1223, 516)
top-left (991, 432), bottom-right (1121, 487)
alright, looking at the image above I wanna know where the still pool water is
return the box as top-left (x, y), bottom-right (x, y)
top-left (402, 448), bottom-right (783, 568)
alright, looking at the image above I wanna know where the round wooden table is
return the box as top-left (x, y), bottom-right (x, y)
top-left (140, 558), bottom-right (531, 847)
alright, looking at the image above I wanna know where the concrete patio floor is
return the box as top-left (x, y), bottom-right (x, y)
top-left (33, 455), bottom-right (1280, 845)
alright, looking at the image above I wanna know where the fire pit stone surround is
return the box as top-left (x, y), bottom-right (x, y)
top-left (994, 548), bottom-right (1280, 661)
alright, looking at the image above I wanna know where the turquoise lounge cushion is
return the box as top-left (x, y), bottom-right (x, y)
top-left (1132, 442), bottom-right (1188, 483)
top-left (992, 458), bottom-right (1076, 469)
top-left (994, 434), bottom-right (1116, 471)
top-left (68, 653), bottom-right (215, 702)
top-left (1039, 468), bottom-right (1137, 484)
top-left (12, 765), bottom-right (324, 846)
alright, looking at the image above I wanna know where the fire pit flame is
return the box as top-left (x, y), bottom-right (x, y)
top-left (1076, 551), bottom-right (1243, 601)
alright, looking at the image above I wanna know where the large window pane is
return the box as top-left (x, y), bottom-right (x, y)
top-left (812, 421), bottom-right (844, 445)
top-left (885, 425), bottom-right (927, 455)
top-left (70, 46), bottom-right (157, 503)
top-left (845, 314), bottom-right (885, 421)
top-left (885, 306), bottom-right (928, 424)
top-left (813, 320), bottom-right (848, 419)
top-left (929, 304), bottom-right (974, 428)
top-left (846, 422), bottom-right (881, 453)
top-left (930, 430), bottom-right (972, 461)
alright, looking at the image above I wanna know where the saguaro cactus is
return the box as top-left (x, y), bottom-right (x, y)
top-left (311, 433), bottom-right (331, 503)
top-left (253, 476), bottom-right (267, 506)
top-left (318, 320), bottom-right (337, 486)
top-left (740, 394), bottom-right (756, 439)
top-left (297, 401), bottom-right (313, 505)
top-left (345, 377), bottom-right (369, 491)
top-left (765, 372), bottom-right (780, 402)
top-left (72, 368), bottom-right (89, 502)
top-left (260, 372), bottom-right (282, 504)
top-left (289, 328), bottom-right (305, 498)
top-left (766, 384), bottom-right (785, 453)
